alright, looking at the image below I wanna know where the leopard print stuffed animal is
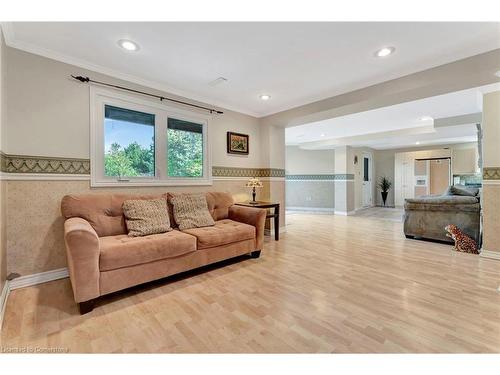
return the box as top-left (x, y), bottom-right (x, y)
top-left (445, 224), bottom-right (479, 254)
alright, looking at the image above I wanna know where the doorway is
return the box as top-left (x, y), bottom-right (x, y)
top-left (362, 152), bottom-right (373, 207)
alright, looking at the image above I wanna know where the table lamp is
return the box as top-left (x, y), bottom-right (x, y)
top-left (245, 177), bottom-right (263, 204)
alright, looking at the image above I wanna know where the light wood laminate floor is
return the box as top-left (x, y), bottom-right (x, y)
top-left (1, 214), bottom-right (499, 353)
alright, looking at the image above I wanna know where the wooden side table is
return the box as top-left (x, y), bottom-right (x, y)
top-left (235, 201), bottom-right (280, 240)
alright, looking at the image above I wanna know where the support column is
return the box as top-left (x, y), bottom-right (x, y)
top-left (481, 90), bottom-right (500, 260)
top-left (334, 146), bottom-right (355, 215)
top-left (260, 125), bottom-right (286, 233)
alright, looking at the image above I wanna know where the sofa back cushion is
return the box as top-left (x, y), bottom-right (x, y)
top-left (165, 191), bottom-right (234, 222)
top-left (61, 191), bottom-right (235, 237)
top-left (61, 193), bottom-right (162, 237)
top-left (445, 185), bottom-right (479, 197)
top-left (206, 191), bottom-right (235, 220)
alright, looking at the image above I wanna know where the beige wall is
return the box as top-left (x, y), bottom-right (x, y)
top-left (0, 29), bottom-right (7, 293)
top-left (285, 146), bottom-right (334, 174)
top-left (6, 180), bottom-right (273, 276)
top-left (4, 47), bottom-right (265, 168)
top-left (482, 91), bottom-right (500, 167)
top-left (285, 146), bottom-right (335, 209)
top-left (482, 90), bottom-right (500, 254)
top-left (2, 46), bottom-right (286, 277)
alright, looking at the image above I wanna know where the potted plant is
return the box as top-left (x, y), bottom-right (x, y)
top-left (378, 176), bottom-right (392, 206)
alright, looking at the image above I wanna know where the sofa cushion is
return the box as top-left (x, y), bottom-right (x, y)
top-left (122, 198), bottom-right (172, 237)
top-left (181, 219), bottom-right (255, 249)
top-left (99, 230), bottom-right (197, 271)
top-left (61, 193), bottom-right (162, 237)
top-left (170, 193), bottom-right (215, 230)
top-left (404, 195), bottom-right (480, 212)
top-left (206, 192), bottom-right (234, 221)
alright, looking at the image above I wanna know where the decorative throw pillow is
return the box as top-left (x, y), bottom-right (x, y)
top-left (446, 185), bottom-right (479, 197)
top-left (170, 193), bottom-right (215, 230)
top-left (122, 198), bottom-right (172, 237)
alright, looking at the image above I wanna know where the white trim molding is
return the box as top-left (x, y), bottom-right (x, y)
top-left (286, 206), bottom-right (335, 213)
top-left (90, 86), bottom-right (213, 188)
top-left (0, 268), bottom-right (69, 330)
top-left (0, 280), bottom-right (10, 330)
top-left (334, 210), bottom-right (356, 216)
top-left (9, 268), bottom-right (69, 290)
top-left (0, 172), bottom-right (90, 181)
top-left (480, 249), bottom-right (500, 261)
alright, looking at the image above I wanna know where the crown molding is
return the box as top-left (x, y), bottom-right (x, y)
top-left (0, 22), bottom-right (261, 118)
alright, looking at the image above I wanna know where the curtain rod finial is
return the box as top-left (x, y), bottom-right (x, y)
top-left (71, 75), bottom-right (90, 83)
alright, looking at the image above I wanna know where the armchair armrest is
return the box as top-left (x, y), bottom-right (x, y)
top-left (64, 217), bottom-right (100, 303)
top-left (228, 205), bottom-right (267, 250)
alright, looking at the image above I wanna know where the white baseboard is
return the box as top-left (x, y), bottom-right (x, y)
top-left (286, 206), bottom-right (335, 213)
top-left (334, 210), bottom-right (356, 216)
top-left (480, 249), bottom-right (500, 260)
top-left (0, 280), bottom-right (10, 330)
top-left (9, 267), bottom-right (69, 290)
top-left (0, 268), bottom-right (69, 330)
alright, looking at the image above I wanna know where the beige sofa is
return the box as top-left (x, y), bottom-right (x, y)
top-left (61, 192), bottom-right (266, 314)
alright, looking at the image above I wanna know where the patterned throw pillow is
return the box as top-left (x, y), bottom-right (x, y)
top-left (122, 198), bottom-right (172, 237)
top-left (170, 193), bottom-right (215, 230)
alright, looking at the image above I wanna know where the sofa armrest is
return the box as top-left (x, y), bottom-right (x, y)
top-left (228, 205), bottom-right (267, 250)
top-left (64, 217), bottom-right (100, 303)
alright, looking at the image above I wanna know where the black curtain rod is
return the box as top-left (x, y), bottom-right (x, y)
top-left (71, 75), bottom-right (223, 114)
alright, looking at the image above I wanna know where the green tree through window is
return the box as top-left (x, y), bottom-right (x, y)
top-left (167, 118), bottom-right (203, 177)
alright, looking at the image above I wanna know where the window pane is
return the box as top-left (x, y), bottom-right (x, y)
top-left (363, 157), bottom-right (369, 181)
top-left (167, 118), bottom-right (203, 177)
top-left (104, 105), bottom-right (155, 177)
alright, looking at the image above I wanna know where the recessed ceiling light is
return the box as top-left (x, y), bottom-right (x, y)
top-left (118, 39), bottom-right (139, 51)
top-left (320, 133), bottom-right (326, 137)
top-left (375, 46), bottom-right (395, 58)
top-left (259, 94), bottom-right (271, 101)
top-left (416, 141), bottom-right (421, 145)
top-left (419, 116), bottom-right (433, 122)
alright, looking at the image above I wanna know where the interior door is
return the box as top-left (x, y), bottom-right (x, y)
top-left (362, 153), bottom-right (372, 207)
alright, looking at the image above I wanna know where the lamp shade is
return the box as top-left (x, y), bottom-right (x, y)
top-left (245, 177), bottom-right (263, 188)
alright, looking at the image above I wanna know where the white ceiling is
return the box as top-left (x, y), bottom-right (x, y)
top-left (3, 22), bottom-right (500, 117)
top-left (286, 83), bottom-right (500, 150)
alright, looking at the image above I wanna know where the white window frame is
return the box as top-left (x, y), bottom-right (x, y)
top-left (90, 86), bottom-right (212, 187)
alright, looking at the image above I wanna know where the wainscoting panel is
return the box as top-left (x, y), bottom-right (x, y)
top-left (286, 180), bottom-right (335, 209)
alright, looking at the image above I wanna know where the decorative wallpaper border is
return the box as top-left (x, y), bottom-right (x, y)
top-left (483, 167), bottom-right (500, 180)
top-left (0, 153), bottom-right (285, 178)
top-left (212, 166), bottom-right (285, 178)
top-left (286, 174), bottom-right (354, 181)
top-left (0, 152), bottom-right (90, 175)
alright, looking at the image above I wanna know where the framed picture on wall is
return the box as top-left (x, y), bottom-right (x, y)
top-left (227, 132), bottom-right (249, 155)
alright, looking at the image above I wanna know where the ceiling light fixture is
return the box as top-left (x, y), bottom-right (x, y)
top-left (419, 116), bottom-right (433, 122)
top-left (415, 141), bottom-right (421, 145)
top-left (118, 39), bottom-right (139, 51)
top-left (320, 133), bottom-right (326, 137)
top-left (375, 46), bottom-right (395, 58)
top-left (259, 94), bottom-right (271, 101)
top-left (495, 70), bottom-right (500, 78)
